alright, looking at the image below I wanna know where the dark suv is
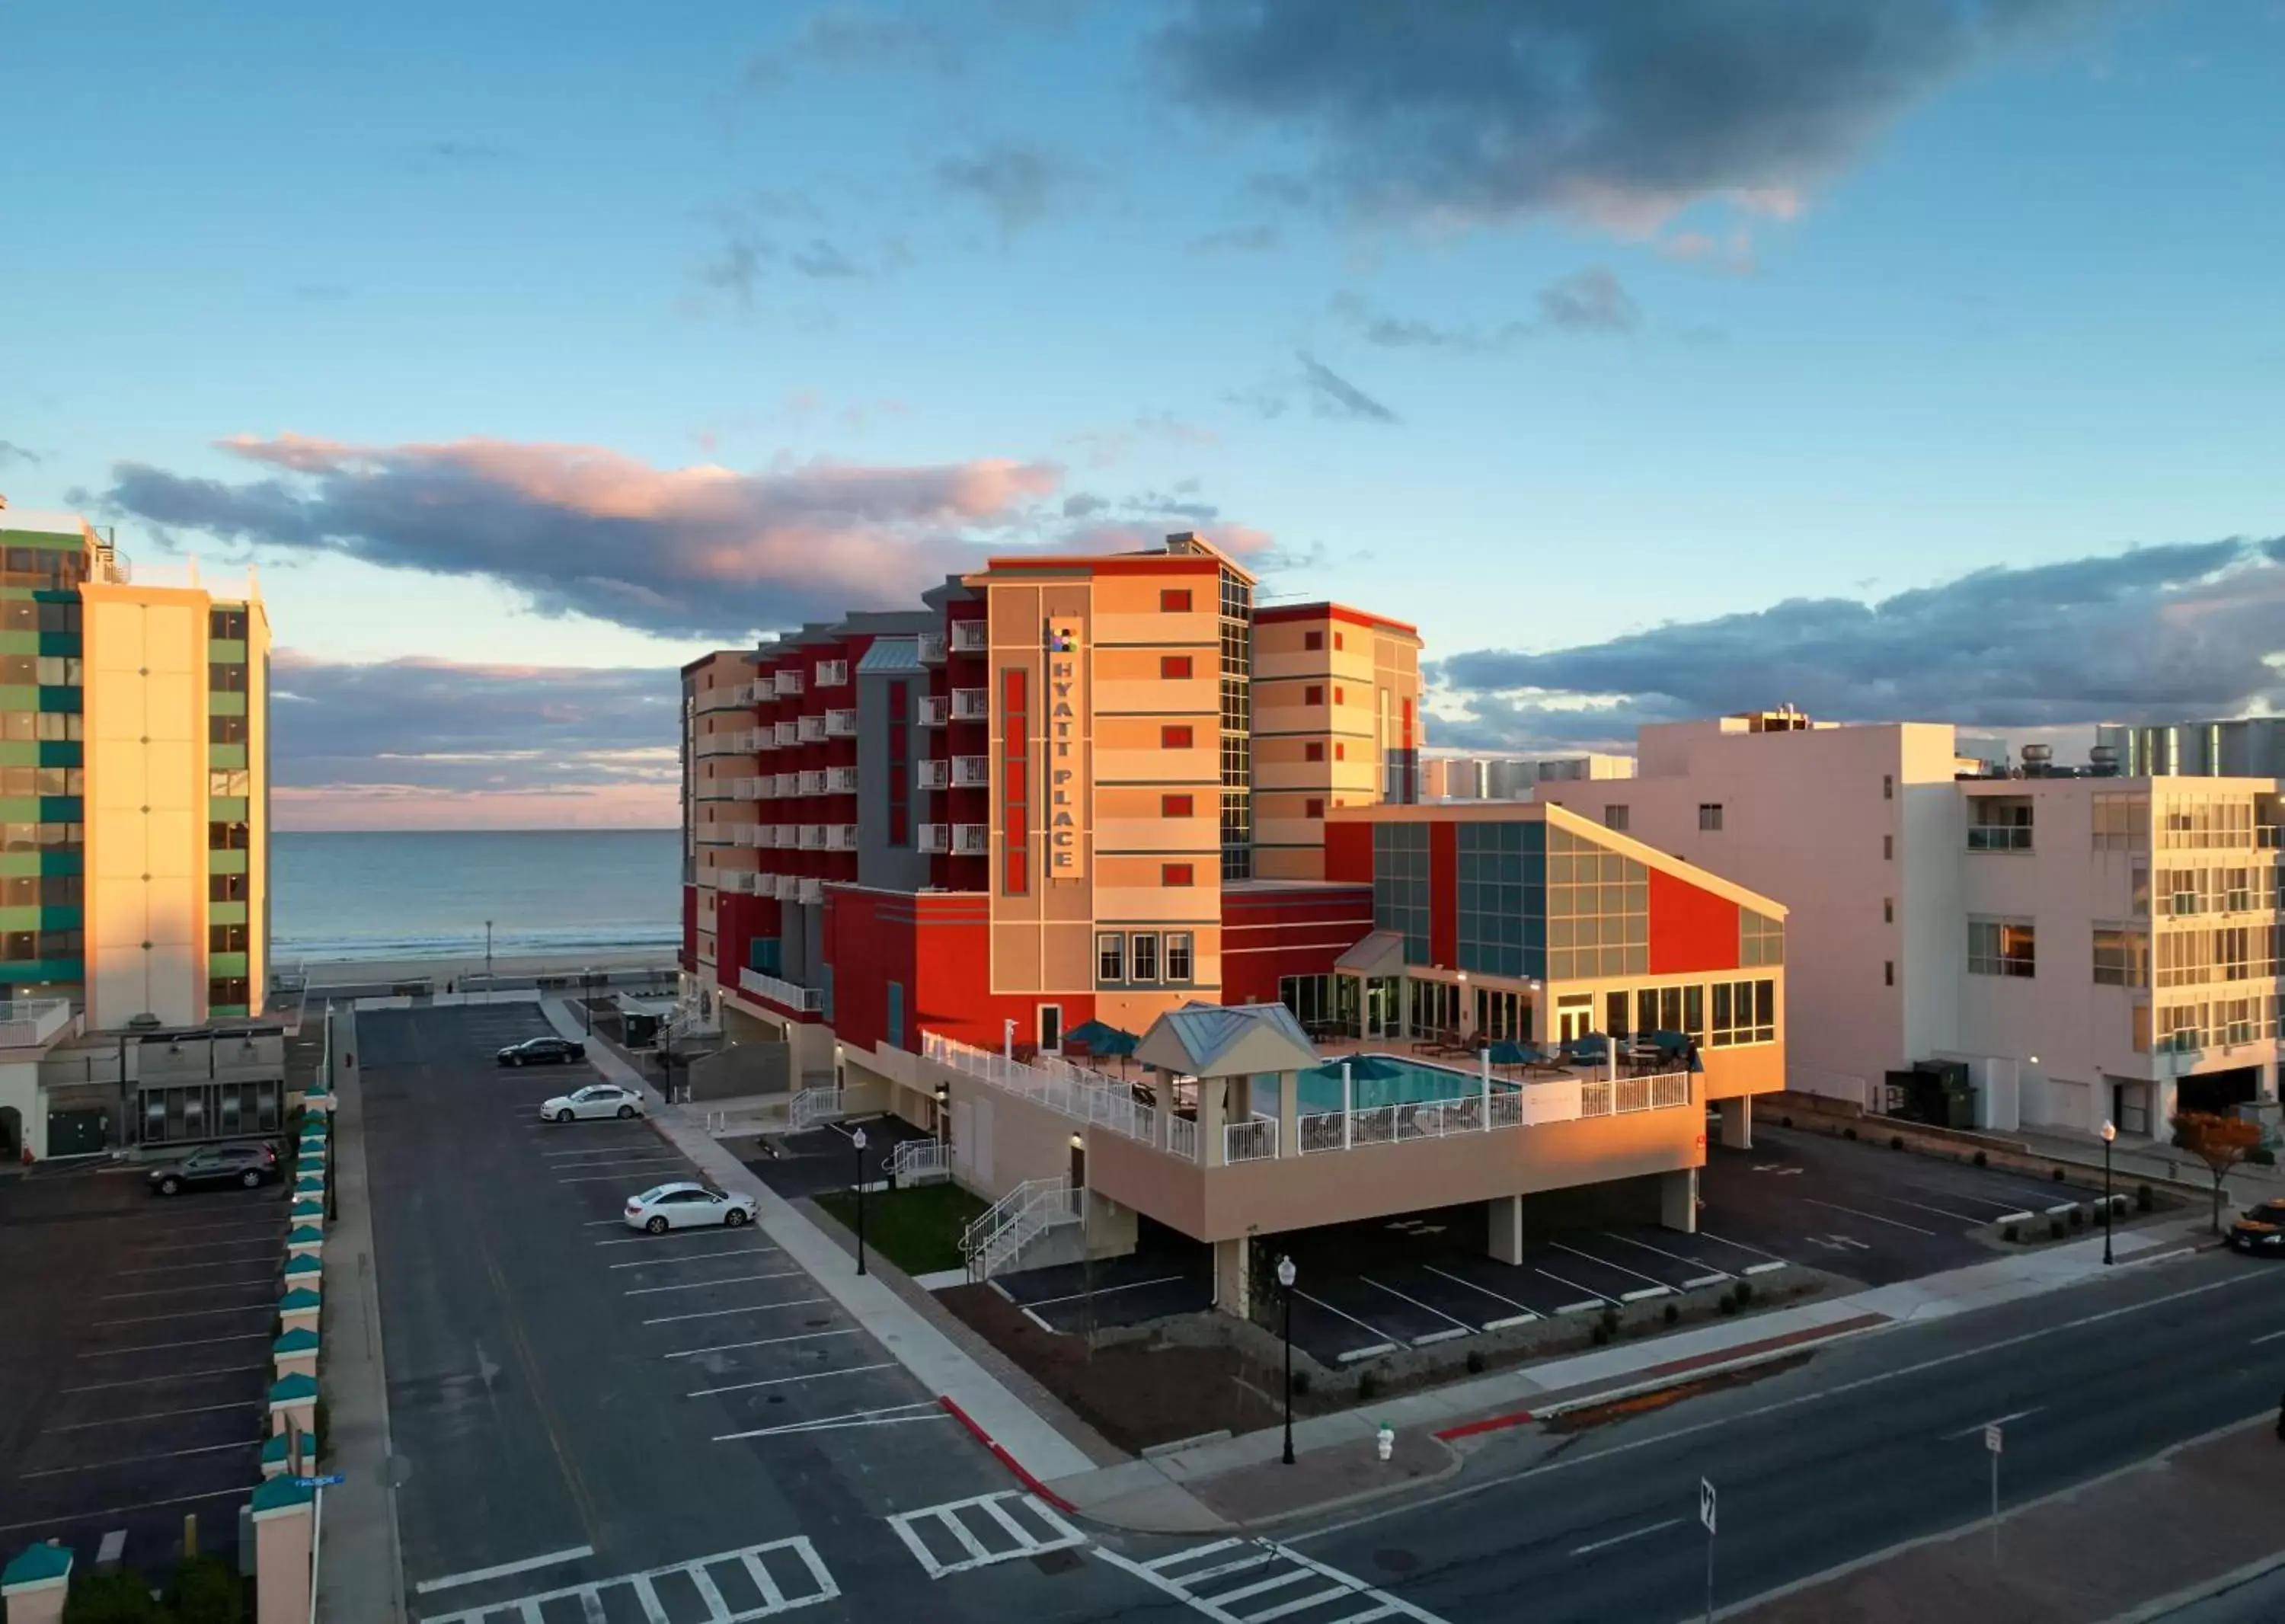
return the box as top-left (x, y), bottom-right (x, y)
top-left (2229, 1199), bottom-right (2285, 1255)
top-left (147, 1143), bottom-right (280, 1197)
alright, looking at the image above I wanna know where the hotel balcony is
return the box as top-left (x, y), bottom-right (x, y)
top-left (919, 695), bottom-right (950, 727)
top-left (795, 877), bottom-right (824, 904)
top-left (825, 823), bottom-right (858, 852)
top-left (773, 873), bottom-right (801, 899)
top-left (728, 778), bottom-right (762, 801)
top-left (919, 823), bottom-right (950, 854)
top-left (917, 759), bottom-right (951, 791)
top-left (799, 823), bottom-right (827, 851)
top-left (743, 679), bottom-right (771, 705)
top-left (695, 732), bottom-right (742, 757)
top-left (740, 967), bottom-right (823, 1015)
top-left (797, 715), bottom-right (828, 743)
top-left (775, 721), bottom-right (799, 747)
top-left (952, 755), bottom-right (990, 788)
top-left (825, 708), bottom-right (858, 738)
top-left (752, 727), bottom-right (776, 753)
top-left (797, 769), bottom-right (829, 796)
top-left (773, 772), bottom-right (799, 798)
top-left (826, 765), bottom-right (860, 794)
top-left (917, 633), bottom-right (947, 665)
top-left (0, 998), bottom-right (76, 1051)
top-left (815, 659), bottom-right (848, 688)
top-left (950, 620), bottom-right (989, 654)
top-left (951, 688), bottom-right (989, 721)
top-left (952, 823), bottom-right (989, 855)
top-left (774, 670), bottom-right (804, 696)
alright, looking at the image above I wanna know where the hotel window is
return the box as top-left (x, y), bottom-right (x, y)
top-left (1130, 932), bottom-right (1160, 982)
top-left (1303, 631), bottom-right (1323, 651)
top-left (1305, 686), bottom-right (1324, 705)
top-left (211, 714), bottom-right (245, 745)
top-left (1740, 910), bottom-right (1785, 966)
top-left (1162, 862), bottom-right (1194, 887)
top-left (1543, 823), bottom-right (1647, 980)
top-left (208, 821), bottom-right (250, 851)
top-left (1883, 774), bottom-right (1894, 801)
top-left (1374, 821), bottom-right (1434, 965)
top-left (1162, 725), bottom-right (1194, 750)
top-left (34, 657), bottom-right (81, 686)
top-left (209, 923), bottom-right (248, 954)
top-left (1710, 978), bottom-right (1776, 1046)
top-left (1884, 961), bottom-right (1895, 986)
top-left (1699, 804), bottom-right (1724, 831)
top-left (1333, 686), bottom-right (1344, 705)
top-left (1162, 794), bottom-right (1194, 817)
top-left (1096, 933), bottom-right (1125, 983)
top-left (1968, 918), bottom-right (2036, 978)
top-left (1334, 742), bottom-right (1347, 760)
top-left (1305, 798), bottom-right (1325, 819)
top-left (1883, 897), bottom-right (1894, 924)
top-left (1334, 632), bottom-right (1345, 650)
top-left (1305, 741), bottom-right (1325, 762)
top-left (1884, 833), bottom-right (1894, 861)
top-left (209, 606), bottom-right (247, 640)
top-left (1162, 655), bottom-right (1194, 680)
top-left (211, 873), bottom-right (246, 903)
top-left (1635, 986), bottom-right (1685, 1037)
top-left (2093, 927), bottom-right (2149, 987)
top-left (1603, 805), bottom-right (1630, 833)
top-left (1037, 1005), bottom-right (1063, 1052)
top-left (1606, 990), bottom-right (1630, 1037)
top-left (1165, 932), bottom-right (1194, 982)
top-left (1161, 589), bottom-right (1193, 613)
top-left (209, 662), bottom-right (248, 694)
top-left (887, 982), bottom-right (906, 1050)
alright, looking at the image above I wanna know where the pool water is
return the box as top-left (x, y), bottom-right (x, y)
top-left (1248, 1054), bottom-right (1511, 1116)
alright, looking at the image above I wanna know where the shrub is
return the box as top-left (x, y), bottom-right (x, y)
top-left (1358, 1370), bottom-right (1380, 1401)
top-left (1718, 1294), bottom-right (1739, 1316)
top-left (2002, 1223), bottom-right (2020, 1243)
top-left (1843, 1127), bottom-right (1858, 1142)
top-left (1886, 1134), bottom-right (1901, 1150)
top-left (1465, 1350), bottom-right (1486, 1375)
top-left (2252, 1147), bottom-right (2277, 1167)
top-left (2048, 1216), bottom-right (2066, 1240)
top-left (2136, 1183), bottom-right (2156, 1213)
top-left (2069, 1205), bottom-right (2085, 1229)
top-left (1973, 1150), bottom-right (1988, 1168)
top-left (1290, 1369), bottom-right (1311, 1397)
top-left (2053, 1166), bottom-right (2067, 1182)
top-left (168, 1555), bottom-right (246, 1624)
top-left (1663, 1301), bottom-right (1680, 1325)
top-left (1590, 1323), bottom-right (1612, 1345)
top-left (1733, 1278), bottom-right (1754, 1307)
top-left (62, 1572), bottom-right (160, 1624)
top-left (1781, 1115), bottom-right (1794, 1128)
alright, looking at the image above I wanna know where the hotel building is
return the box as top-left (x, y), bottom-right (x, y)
top-left (1543, 710), bottom-right (2283, 1144)
top-left (0, 503), bottom-right (273, 1162)
top-left (678, 535), bottom-right (1789, 1294)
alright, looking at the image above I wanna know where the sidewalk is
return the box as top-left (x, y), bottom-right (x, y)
top-left (2013, 1124), bottom-right (2281, 1207)
top-left (313, 1015), bottom-right (407, 1624)
top-left (537, 1000), bottom-right (1098, 1487)
top-left (1734, 1415), bottom-right (2285, 1623)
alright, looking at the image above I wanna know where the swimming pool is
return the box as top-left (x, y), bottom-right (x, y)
top-left (1247, 1054), bottom-right (1510, 1117)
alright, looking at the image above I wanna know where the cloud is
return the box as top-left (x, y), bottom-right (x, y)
top-left (1657, 229), bottom-right (1759, 274)
top-left (0, 441), bottom-right (41, 467)
top-left (1330, 292), bottom-right (1526, 352)
top-left (1296, 352), bottom-right (1398, 422)
top-left (1433, 537), bottom-right (2285, 749)
top-left (1535, 266), bottom-right (1639, 334)
top-left (1155, 0), bottom-right (2100, 231)
top-left (1062, 492), bottom-right (1109, 518)
top-left (1066, 412), bottom-right (1221, 467)
top-left (104, 435), bottom-right (1065, 639)
top-left (934, 142), bottom-right (1084, 234)
top-left (1190, 223), bottom-right (1282, 254)
top-left (788, 238), bottom-right (861, 278)
top-left (746, 7), bottom-right (963, 83)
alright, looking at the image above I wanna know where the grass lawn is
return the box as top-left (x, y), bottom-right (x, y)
top-left (814, 1181), bottom-right (988, 1277)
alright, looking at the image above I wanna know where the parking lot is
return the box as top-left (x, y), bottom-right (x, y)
top-left (0, 1151), bottom-right (286, 1581)
top-left (743, 1115), bottom-right (937, 1202)
top-left (360, 1003), bottom-right (1104, 1621)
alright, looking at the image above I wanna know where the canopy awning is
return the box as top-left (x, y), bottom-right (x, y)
top-left (1334, 929), bottom-right (1408, 978)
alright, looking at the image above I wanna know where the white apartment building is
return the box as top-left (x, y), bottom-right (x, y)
top-left (1544, 710), bottom-right (2283, 1144)
top-left (1421, 751), bottom-right (1634, 801)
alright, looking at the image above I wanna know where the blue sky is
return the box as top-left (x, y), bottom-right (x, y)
top-left (3, 2), bottom-right (2280, 825)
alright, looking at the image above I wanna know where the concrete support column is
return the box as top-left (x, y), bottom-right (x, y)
top-left (2, 1542), bottom-right (72, 1624)
top-left (1276, 1069), bottom-right (1298, 1159)
top-left (1718, 1095), bottom-right (1753, 1151)
top-left (250, 1479), bottom-right (315, 1624)
top-left (1200, 1073), bottom-right (1227, 1167)
top-left (1660, 1167), bottom-right (1700, 1234)
top-left (1486, 1194), bottom-right (1524, 1264)
top-left (1213, 1236), bottom-right (1250, 1316)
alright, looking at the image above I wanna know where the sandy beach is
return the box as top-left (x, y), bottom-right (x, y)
top-left (289, 946), bottom-right (679, 993)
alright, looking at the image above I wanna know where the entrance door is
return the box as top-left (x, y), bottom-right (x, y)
top-left (1365, 977), bottom-right (1398, 1039)
top-left (1557, 1000), bottom-right (1593, 1044)
top-left (46, 1108), bottom-right (108, 1157)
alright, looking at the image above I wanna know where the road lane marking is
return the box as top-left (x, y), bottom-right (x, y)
top-left (643, 1296), bottom-right (828, 1327)
top-left (2251, 1328), bottom-right (2285, 1345)
top-left (48, 1402), bottom-right (254, 1431)
top-left (1799, 1198), bottom-right (1937, 1235)
top-left (1290, 1269), bottom-right (2277, 1547)
top-left (18, 1440), bottom-right (256, 1479)
top-left (413, 1544), bottom-right (596, 1596)
top-left (663, 1329), bottom-right (858, 1360)
top-left (887, 1490), bottom-right (1088, 1580)
top-left (1570, 1515), bottom-right (1684, 1556)
top-left (79, 1332), bottom-right (271, 1357)
top-left (62, 1365), bottom-right (264, 1393)
top-left (608, 1246), bottom-right (778, 1270)
top-left (1095, 1538), bottom-right (1450, 1622)
top-left (625, 1270), bottom-right (804, 1296)
top-left (416, 1537), bottom-right (833, 1621)
top-left (686, 1361), bottom-right (896, 1398)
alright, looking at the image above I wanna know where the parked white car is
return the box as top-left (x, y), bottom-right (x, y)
top-left (538, 1084), bottom-right (644, 1124)
top-left (625, 1181), bottom-right (756, 1234)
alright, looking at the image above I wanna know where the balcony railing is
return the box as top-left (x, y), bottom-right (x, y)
top-left (923, 1031), bottom-right (1157, 1145)
top-left (729, 778), bottom-right (762, 801)
top-left (1968, 826), bottom-right (2033, 852)
top-left (1167, 1114), bottom-right (1200, 1164)
top-left (799, 824), bottom-right (826, 850)
top-left (951, 621), bottom-right (988, 653)
top-left (740, 967), bottom-right (823, 1013)
top-left (753, 727), bottom-right (776, 753)
top-left (775, 721), bottom-right (799, 747)
top-left (0, 998), bottom-right (74, 1050)
top-left (773, 772), bottom-right (798, 798)
top-left (1296, 1070), bottom-right (1693, 1158)
top-left (919, 823), bottom-right (950, 853)
top-left (815, 660), bottom-right (848, 688)
top-left (919, 695), bottom-right (950, 727)
top-left (795, 878), bottom-right (823, 904)
top-left (797, 770), bottom-right (828, 796)
top-left (825, 708), bottom-right (858, 738)
top-left (917, 759), bottom-right (951, 791)
top-left (953, 823), bottom-right (989, 855)
top-left (918, 633), bottom-right (946, 665)
top-left (774, 670), bottom-right (804, 695)
top-left (826, 766), bottom-right (859, 794)
top-left (952, 756), bottom-right (991, 788)
top-left (695, 732), bottom-right (741, 756)
top-left (1226, 1116), bottom-right (1279, 1165)
top-left (951, 688), bottom-right (989, 721)
top-left (826, 824), bottom-right (858, 852)
top-left (797, 716), bottom-right (827, 743)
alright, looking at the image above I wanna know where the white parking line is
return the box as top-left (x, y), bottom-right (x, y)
top-left (664, 1329), bottom-right (858, 1360)
top-left (101, 1280), bottom-right (276, 1301)
top-left (713, 1401), bottom-right (948, 1443)
top-left (1291, 1290), bottom-right (1405, 1362)
top-left (412, 1543), bottom-right (596, 1596)
top-left (1878, 1195), bottom-right (1993, 1225)
top-left (609, 1246), bottom-right (778, 1270)
top-left (1359, 1276), bottom-right (1476, 1342)
top-left (18, 1440), bottom-right (255, 1479)
top-left (79, 1331), bottom-right (272, 1357)
top-left (49, 1401), bottom-right (253, 1431)
top-left (62, 1365), bottom-right (263, 1393)
top-left (1570, 1516), bottom-right (1684, 1557)
top-left (2252, 1328), bottom-right (2285, 1346)
top-left (1600, 1231), bottom-right (1734, 1287)
top-left (1695, 1227), bottom-right (1788, 1264)
top-left (94, 1305), bottom-right (274, 1327)
top-left (625, 1271), bottom-right (803, 1297)
top-left (1018, 1274), bottom-right (1186, 1309)
top-left (595, 1229), bottom-right (772, 1248)
top-left (542, 1144), bottom-right (661, 1159)
top-left (134, 1236), bottom-right (281, 1255)
top-left (1420, 1265), bottom-right (1539, 1330)
top-left (559, 1164), bottom-right (685, 1183)
top-left (644, 1296), bottom-right (828, 1328)
top-left (1550, 1242), bottom-right (1670, 1293)
top-left (1799, 1197), bottom-right (1937, 1236)
top-left (1532, 1265), bottom-right (1618, 1308)
top-left (0, 1485), bottom-right (253, 1536)
top-left (686, 1361), bottom-right (896, 1399)
top-left (113, 1257), bottom-right (281, 1277)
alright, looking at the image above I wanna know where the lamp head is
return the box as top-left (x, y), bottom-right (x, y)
top-left (2101, 1119), bottom-right (2117, 1143)
top-left (1275, 1254), bottom-right (1296, 1289)
top-left (1070, 1132), bottom-right (1083, 1151)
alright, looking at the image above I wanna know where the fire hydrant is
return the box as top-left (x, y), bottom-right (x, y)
top-left (1376, 1423), bottom-right (1395, 1463)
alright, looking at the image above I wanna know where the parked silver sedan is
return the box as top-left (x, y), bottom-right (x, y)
top-left (538, 1083), bottom-right (644, 1124)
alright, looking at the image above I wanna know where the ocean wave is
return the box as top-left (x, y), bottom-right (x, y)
top-left (272, 925), bottom-right (681, 963)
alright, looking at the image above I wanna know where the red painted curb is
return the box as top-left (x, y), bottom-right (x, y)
top-left (938, 1395), bottom-right (1080, 1513)
top-left (1434, 1408), bottom-right (1535, 1442)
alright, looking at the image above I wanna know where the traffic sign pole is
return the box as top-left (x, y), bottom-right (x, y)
top-left (1700, 1477), bottom-right (1717, 1622)
top-left (1985, 1424), bottom-right (2003, 1562)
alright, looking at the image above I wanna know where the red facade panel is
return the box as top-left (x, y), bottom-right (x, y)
top-left (824, 888), bottom-right (1097, 1054)
top-left (1647, 868), bottom-right (1741, 975)
top-left (1323, 822), bottom-right (1373, 883)
top-left (680, 884), bottom-right (698, 972)
top-left (1219, 884), bottom-right (1373, 1005)
top-left (1428, 820), bottom-right (1457, 967)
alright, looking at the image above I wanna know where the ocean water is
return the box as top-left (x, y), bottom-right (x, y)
top-left (273, 830), bottom-right (681, 963)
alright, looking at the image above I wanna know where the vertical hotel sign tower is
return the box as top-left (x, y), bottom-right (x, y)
top-left (1047, 619), bottom-right (1088, 879)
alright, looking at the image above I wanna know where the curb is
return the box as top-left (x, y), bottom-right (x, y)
top-left (2095, 1544), bottom-right (2285, 1624)
top-left (940, 1395), bottom-right (1079, 1514)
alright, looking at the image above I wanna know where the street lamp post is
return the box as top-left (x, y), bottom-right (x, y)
top-left (935, 1081), bottom-right (949, 1152)
top-left (1276, 1254), bottom-right (1298, 1464)
top-left (852, 1126), bottom-right (869, 1276)
top-left (484, 920), bottom-right (493, 990)
top-left (2101, 1118), bottom-right (2117, 1264)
